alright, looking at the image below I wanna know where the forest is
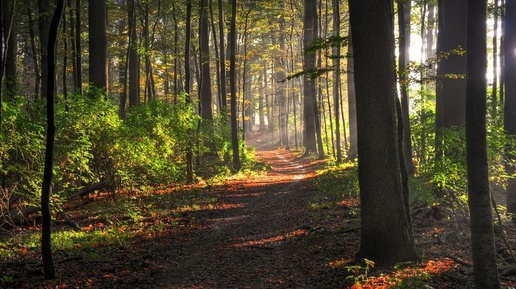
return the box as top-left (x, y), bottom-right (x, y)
top-left (0, 0), bottom-right (515, 288)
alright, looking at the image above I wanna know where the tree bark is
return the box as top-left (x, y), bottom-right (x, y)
top-left (2, 0), bottom-right (17, 98)
top-left (128, 0), bottom-right (139, 106)
top-left (466, 1), bottom-right (501, 288)
top-left (229, 0), bottom-right (241, 170)
top-left (41, 0), bottom-right (64, 279)
top-left (505, 0), bottom-right (516, 215)
top-left (303, 0), bottom-right (318, 154)
top-left (199, 0), bottom-right (213, 121)
top-left (349, 0), bottom-right (419, 266)
top-left (88, 0), bottom-right (108, 92)
top-left (347, 34), bottom-right (357, 160)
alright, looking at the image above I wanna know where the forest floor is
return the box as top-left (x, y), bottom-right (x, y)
top-left (2, 133), bottom-right (516, 288)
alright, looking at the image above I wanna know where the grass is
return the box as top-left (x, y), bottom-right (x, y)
top-left (311, 161), bottom-right (359, 209)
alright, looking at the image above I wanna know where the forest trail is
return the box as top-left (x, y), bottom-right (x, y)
top-left (154, 147), bottom-right (351, 288)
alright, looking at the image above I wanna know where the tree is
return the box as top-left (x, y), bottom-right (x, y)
top-left (397, 0), bottom-right (415, 174)
top-left (332, 0), bottom-right (342, 163)
top-left (2, 0), bottom-right (17, 97)
top-left (348, 0), bottom-right (419, 266)
top-left (88, 0), bottom-right (108, 91)
top-left (41, 0), bottom-right (64, 279)
top-left (465, 1), bottom-right (501, 288)
top-left (347, 34), bottom-right (357, 160)
top-left (199, 0), bottom-right (213, 121)
top-left (185, 0), bottom-right (195, 182)
top-left (505, 0), bottom-right (516, 215)
top-left (435, 0), bottom-right (467, 155)
top-left (127, 0), bottom-right (139, 106)
top-left (302, 0), bottom-right (318, 154)
top-left (38, 0), bottom-right (51, 100)
top-left (229, 0), bottom-right (240, 171)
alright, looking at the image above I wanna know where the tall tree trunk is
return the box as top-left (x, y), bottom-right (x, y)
top-left (347, 35), bottom-right (357, 160)
top-left (229, 0), bottom-right (241, 170)
top-left (117, 0), bottom-right (128, 118)
top-left (200, 0), bottom-right (213, 121)
top-left (184, 0), bottom-right (194, 182)
top-left (128, 0), bottom-right (139, 106)
top-left (492, 0), bottom-right (500, 115)
top-left (88, 0), bottom-right (108, 91)
top-left (2, 0), bottom-right (17, 98)
top-left (74, 0), bottom-right (83, 95)
top-left (218, 0), bottom-right (227, 110)
top-left (38, 0), bottom-right (51, 100)
top-left (303, 0), bottom-right (318, 154)
top-left (505, 0), bottom-right (516, 215)
top-left (333, 0), bottom-right (342, 163)
top-left (466, 1), bottom-right (501, 287)
top-left (398, 0), bottom-right (415, 174)
top-left (349, 0), bottom-right (419, 266)
top-left (27, 7), bottom-right (41, 99)
top-left (41, 0), bottom-right (64, 279)
top-left (435, 0), bottom-right (467, 156)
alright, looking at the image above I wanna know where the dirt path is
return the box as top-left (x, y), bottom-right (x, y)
top-left (154, 149), bottom-right (351, 289)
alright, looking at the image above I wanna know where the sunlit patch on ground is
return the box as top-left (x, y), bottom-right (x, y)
top-left (344, 259), bottom-right (457, 289)
top-left (231, 229), bottom-right (308, 248)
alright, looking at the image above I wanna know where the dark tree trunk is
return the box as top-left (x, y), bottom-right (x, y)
top-left (41, 0), bottom-right (64, 279)
top-left (466, 2), bottom-right (501, 288)
top-left (199, 0), bottom-right (213, 121)
top-left (435, 0), bottom-right (467, 155)
top-left (505, 0), bottom-right (516, 215)
top-left (218, 0), bottom-right (227, 110)
top-left (332, 0), bottom-right (342, 163)
top-left (492, 0), bottom-right (500, 114)
top-left (38, 0), bottom-right (51, 100)
top-left (349, 0), bottom-right (419, 266)
top-left (303, 0), bottom-right (318, 154)
top-left (229, 0), bottom-right (240, 170)
top-left (2, 0), bottom-right (17, 98)
top-left (27, 7), bottom-right (41, 98)
top-left (74, 0), bottom-right (82, 95)
top-left (397, 1), bottom-right (415, 174)
top-left (185, 0), bottom-right (194, 182)
top-left (128, 0), bottom-right (139, 106)
top-left (88, 0), bottom-right (108, 91)
top-left (347, 35), bottom-right (357, 160)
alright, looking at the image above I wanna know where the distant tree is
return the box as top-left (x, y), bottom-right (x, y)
top-left (465, 1), bottom-right (501, 288)
top-left (88, 0), bottom-right (108, 91)
top-left (349, 0), bottom-right (419, 266)
top-left (41, 0), bottom-right (64, 279)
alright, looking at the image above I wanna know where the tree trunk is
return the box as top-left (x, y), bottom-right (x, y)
top-left (466, 2), bottom-right (501, 287)
top-left (199, 0), bottom-right (213, 121)
top-left (505, 0), bottom-right (516, 215)
top-left (347, 34), bottom-right (357, 160)
top-left (349, 0), bottom-right (419, 266)
top-left (185, 0), bottom-right (194, 182)
top-left (435, 0), bottom-right (467, 155)
top-left (218, 0), bottom-right (227, 110)
top-left (303, 0), bottom-right (318, 154)
top-left (229, 0), bottom-right (241, 170)
top-left (333, 0), bottom-right (342, 163)
top-left (41, 0), bottom-right (64, 279)
top-left (38, 0), bottom-right (51, 100)
top-left (88, 0), bottom-right (108, 92)
top-left (397, 1), bottom-right (415, 174)
top-left (2, 0), bottom-right (17, 98)
top-left (128, 0), bottom-right (139, 106)
top-left (74, 0), bottom-right (83, 95)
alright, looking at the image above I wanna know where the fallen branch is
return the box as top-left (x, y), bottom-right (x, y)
top-left (445, 254), bottom-right (472, 267)
top-left (69, 181), bottom-right (109, 199)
